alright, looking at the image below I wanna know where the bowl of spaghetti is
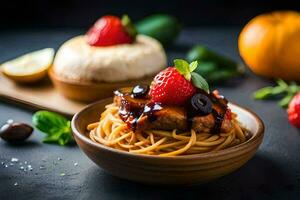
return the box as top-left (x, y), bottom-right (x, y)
top-left (71, 59), bottom-right (264, 184)
top-left (71, 94), bottom-right (264, 185)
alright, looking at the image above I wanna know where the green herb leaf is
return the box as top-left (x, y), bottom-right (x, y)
top-left (191, 72), bottom-right (209, 92)
top-left (122, 15), bottom-right (137, 39)
top-left (253, 87), bottom-right (274, 99)
top-left (174, 59), bottom-right (191, 80)
top-left (32, 111), bottom-right (73, 146)
top-left (174, 59), bottom-right (189, 74)
top-left (276, 79), bottom-right (289, 89)
top-left (253, 79), bottom-right (300, 108)
top-left (253, 86), bottom-right (286, 100)
top-left (186, 45), bottom-right (243, 82)
top-left (278, 94), bottom-right (294, 108)
top-left (189, 61), bottom-right (198, 72)
top-left (205, 69), bottom-right (239, 82)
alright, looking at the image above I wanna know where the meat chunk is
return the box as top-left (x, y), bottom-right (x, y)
top-left (193, 115), bottom-right (232, 133)
top-left (113, 94), bottom-right (232, 133)
top-left (137, 106), bottom-right (188, 131)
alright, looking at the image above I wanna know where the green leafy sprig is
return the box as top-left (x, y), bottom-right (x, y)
top-left (122, 15), bottom-right (137, 39)
top-left (253, 79), bottom-right (300, 108)
top-left (186, 45), bottom-right (244, 82)
top-left (174, 59), bottom-right (209, 92)
top-left (32, 111), bottom-right (74, 146)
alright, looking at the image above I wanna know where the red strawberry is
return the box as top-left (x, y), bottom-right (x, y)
top-left (86, 15), bottom-right (136, 47)
top-left (149, 67), bottom-right (196, 105)
top-left (287, 92), bottom-right (300, 128)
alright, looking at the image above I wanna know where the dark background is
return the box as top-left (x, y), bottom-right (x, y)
top-left (1, 0), bottom-right (300, 30)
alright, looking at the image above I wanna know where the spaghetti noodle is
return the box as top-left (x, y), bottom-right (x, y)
top-left (87, 103), bottom-right (249, 156)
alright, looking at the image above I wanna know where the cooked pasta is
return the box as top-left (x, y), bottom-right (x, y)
top-left (87, 103), bottom-right (249, 156)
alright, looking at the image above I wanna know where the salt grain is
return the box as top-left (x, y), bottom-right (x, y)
top-left (57, 157), bottom-right (62, 161)
top-left (5, 165), bottom-right (8, 168)
top-left (74, 162), bottom-right (78, 166)
top-left (27, 165), bottom-right (33, 171)
top-left (60, 173), bottom-right (65, 176)
top-left (39, 166), bottom-right (46, 170)
top-left (11, 158), bottom-right (19, 162)
top-left (14, 182), bottom-right (18, 186)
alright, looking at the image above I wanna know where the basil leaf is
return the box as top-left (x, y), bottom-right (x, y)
top-left (32, 111), bottom-right (73, 146)
top-left (191, 72), bottom-right (209, 92)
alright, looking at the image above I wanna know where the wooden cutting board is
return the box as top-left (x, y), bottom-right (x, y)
top-left (0, 75), bottom-right (87, 116)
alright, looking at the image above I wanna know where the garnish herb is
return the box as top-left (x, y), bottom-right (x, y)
top-left (32, 111), bottom-right (74, 145)
top-left (174, 59), bottom-right (209, 92)
top-left (122, 15), bottom-right (137, 39)
top-left (187, 45), bottom-right (244, 82)
top-left (253, 79), bottom-right (300, 108)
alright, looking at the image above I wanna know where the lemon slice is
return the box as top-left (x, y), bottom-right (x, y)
top-left (1, 48), bottom-right (55, 83)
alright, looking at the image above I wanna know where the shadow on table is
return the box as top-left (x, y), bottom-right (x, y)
top-left (82, 154), bottom-right (290, 200)
top-left (1, 140), bottom-right (41, 149)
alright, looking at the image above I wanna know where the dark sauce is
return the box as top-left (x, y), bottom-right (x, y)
top-left (116, 87), bottom-right (228, 134)
top-left (116, 87), bottom-right (163, 131)
top-left (208, 92), bottom-right (228, 134)
top-left (186, 89), bottom-right (229, 134)
top-left (118, 97), bottom-right (144, 131)
top-left (143, 102), bottom-right (163, 122)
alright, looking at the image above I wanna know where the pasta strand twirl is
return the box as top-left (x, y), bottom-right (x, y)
top-left (88, 104), bottom-right (249, 156)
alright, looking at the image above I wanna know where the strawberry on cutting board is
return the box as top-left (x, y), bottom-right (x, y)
top-left (86, 15), bottom-right (137, 47)
top-left (149, 59), bottom-right (209, 105)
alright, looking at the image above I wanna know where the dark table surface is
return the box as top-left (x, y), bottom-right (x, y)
top-left (0, 28), bottom-right (299, 200)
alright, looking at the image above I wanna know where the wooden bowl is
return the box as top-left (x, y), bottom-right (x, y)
top-left (48, 69), bottom-right (154, 102)
top-left (71, 98), bottom-right (264, 185)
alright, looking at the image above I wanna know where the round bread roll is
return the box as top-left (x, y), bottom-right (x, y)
top-left (53, 35), bottom-right (167, 83)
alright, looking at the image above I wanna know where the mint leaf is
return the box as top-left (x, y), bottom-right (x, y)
top-left (189, 61), bottom-right (198, 72)
top-left (191, 72), bottom-right (209, 92)
top-left (174, 59), bottom-right (191, 80)
top-left (174, 59), bottom-right (189, 74)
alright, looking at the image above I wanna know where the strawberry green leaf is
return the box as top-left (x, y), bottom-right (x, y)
top-left (174, 59), bottom-right (190, 75)
top-left (191, 72), bottom-right (209, 92)
top-left (174, 59), bottom-right (192, 80)
top-left (189, 61), bottom-right (198, 72)
top-left (122, 15), bottom-right (137, 39)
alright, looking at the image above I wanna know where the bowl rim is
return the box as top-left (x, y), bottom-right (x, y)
top-left (71, 98), bottom-right (265, 160)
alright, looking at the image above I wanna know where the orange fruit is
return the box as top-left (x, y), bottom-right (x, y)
top-left (238, 11), bottom-right (300, 81)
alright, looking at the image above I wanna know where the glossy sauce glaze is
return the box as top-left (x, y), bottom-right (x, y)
top-left (114, 87), bottom-right (229, 134)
